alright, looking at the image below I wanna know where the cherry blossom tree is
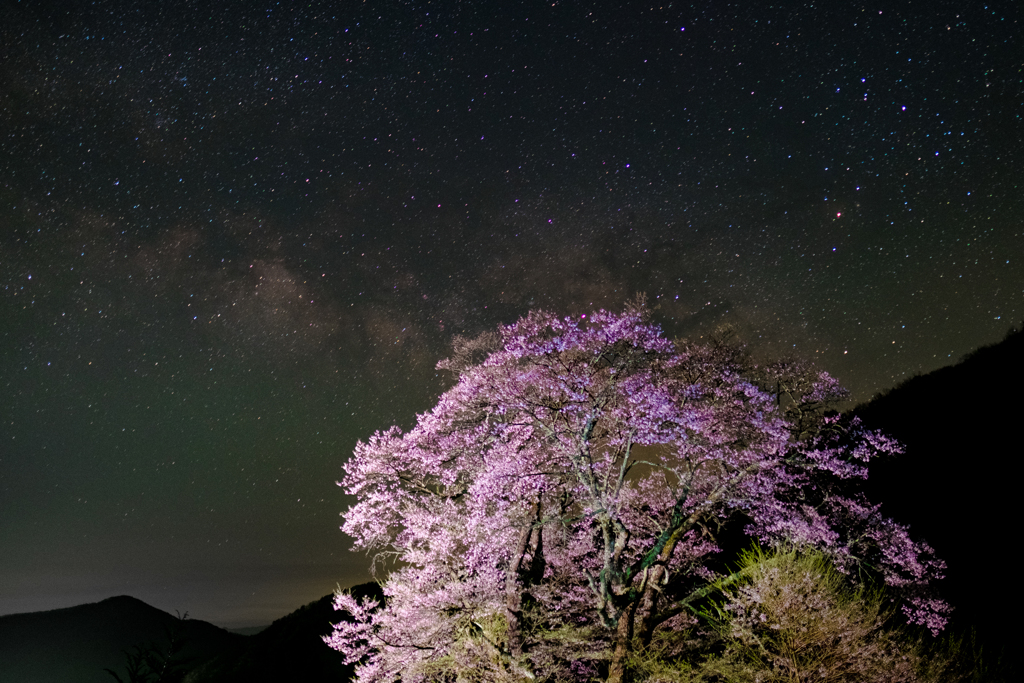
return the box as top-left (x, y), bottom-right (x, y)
top-left (325, 302), bottom-right (947, 683)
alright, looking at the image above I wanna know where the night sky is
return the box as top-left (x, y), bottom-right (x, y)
top-left (1, 0), bottom-right (1020, 629)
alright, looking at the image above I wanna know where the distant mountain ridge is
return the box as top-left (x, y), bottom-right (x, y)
top-left (0, 595), bottom-right (241, 683)
top-left (227, 624), bottom-right (269, 636)
top-left (0, 583), bottom-right (383, 683)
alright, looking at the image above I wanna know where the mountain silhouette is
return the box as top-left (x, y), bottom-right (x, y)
top-left (0, 583), bottom-right (383, 683)
top-left (855, 324), bottom-right (1022, 676)
top-left (0, 595), bottom-right (241, 683)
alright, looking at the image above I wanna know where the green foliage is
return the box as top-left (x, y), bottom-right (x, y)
top-left (624, 546), bottom-right (987, 683)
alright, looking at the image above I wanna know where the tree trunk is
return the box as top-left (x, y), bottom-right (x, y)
top-left (506, 515), bottom-right (543, 658)
top-left (632, 565), bottom-right (665, 649)
top-left (606, 601), bottom-right (637, 683)
top-left (505, 525), bottom-right (533, 657)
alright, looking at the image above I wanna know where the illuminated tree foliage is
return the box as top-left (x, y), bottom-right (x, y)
top-left (326, 303), bottom-right (947, 683)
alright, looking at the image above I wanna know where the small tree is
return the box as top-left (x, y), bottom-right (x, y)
top-left (632, 546), bottom-right (960, 683)
top-left (326, 303), bottom-right (947, 683)
top-left (105, 611), bottom-right (190, 683)
top-left (708, 547), bottom-right (923, 682)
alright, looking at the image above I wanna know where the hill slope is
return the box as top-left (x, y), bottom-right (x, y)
top-left (855, 325), bottom-right (1022, 674)
top-left (187, 581), bottom-right (382, 682)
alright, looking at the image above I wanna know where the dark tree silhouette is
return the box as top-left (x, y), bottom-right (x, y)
top-left (105, 611), bottom-right (192, 683)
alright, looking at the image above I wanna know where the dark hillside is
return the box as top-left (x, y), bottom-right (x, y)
top-left (854, 325), bottom-right (1022, 675)
top-left (0, 595), bottom-right (241, 683)
top-left (0, 583), bottom-right (383, 683)
top-left (187, 581), bottom-right (383, 683)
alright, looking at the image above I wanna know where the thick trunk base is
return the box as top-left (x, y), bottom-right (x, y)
top-left (606, 603), bottom-right (636, 683)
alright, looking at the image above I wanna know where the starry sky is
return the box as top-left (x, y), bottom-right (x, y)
top-left (1, 0), bottom-right (1020, 628)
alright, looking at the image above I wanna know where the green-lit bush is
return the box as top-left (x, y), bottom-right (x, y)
top-left (629, 546), bottom-right (973, 683)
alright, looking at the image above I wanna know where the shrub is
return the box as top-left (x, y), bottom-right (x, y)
top-left (632, 546), bottom-right (965, 683)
